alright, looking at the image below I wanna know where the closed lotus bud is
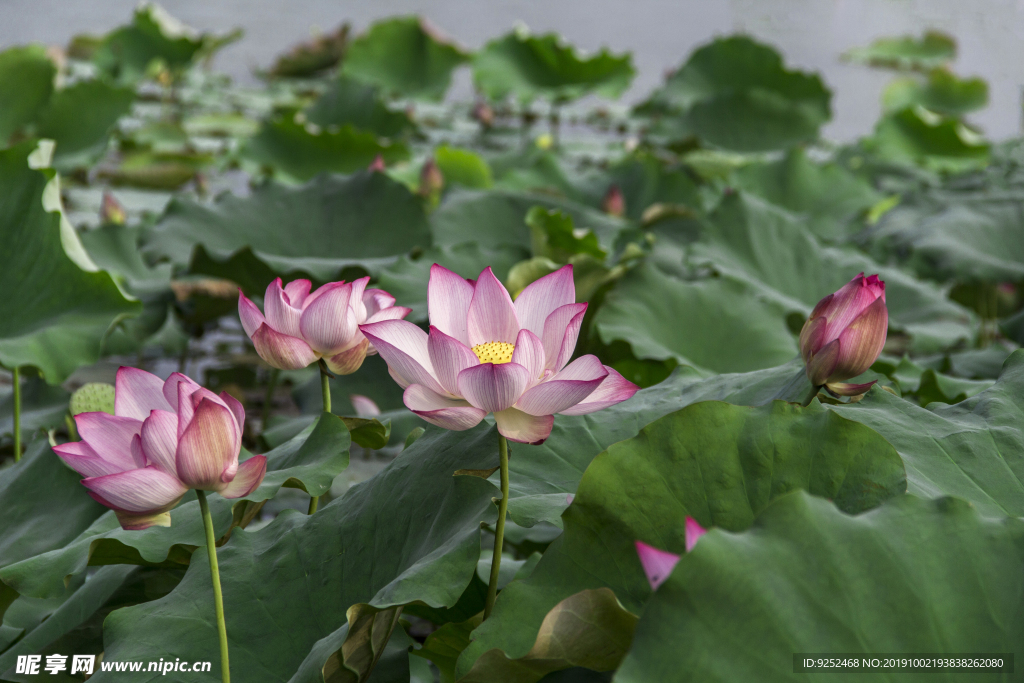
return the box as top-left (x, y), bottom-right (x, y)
top-left (100, 192), bottom-right (127, 225)
top-left (368, 154), bottom-right (386, 172)
top-left (799, 273), bottom-right (888, 396)
top-left (602, 185), bottom-right (625, 217)
top-left (419, 158), bottom-right (444, 196)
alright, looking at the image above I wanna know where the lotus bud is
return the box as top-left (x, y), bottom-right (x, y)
top-left (53, 367), bottom-right (267, 530)
top-left (368, 154), bottom-right (386, 172)
top-left (100, 192), bottom-right (127, 225)
top-left (602, 185), bottom-right (625, 217)
top-left (799, 273), bottom-right (888, 397)
top-left (239, 277), bottom-right (411, 374)
top-left (635, 517), bottom-right (706, 590)
top-left (419, 158), bottom-right (444, 197)
top-left (472, 100), bottom-right (495, 128)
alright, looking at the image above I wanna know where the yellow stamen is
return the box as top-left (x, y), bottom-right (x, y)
top-left (472, 341), bottom-right (515, 364)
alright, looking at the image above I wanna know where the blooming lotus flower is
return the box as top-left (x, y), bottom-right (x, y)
top-left (799, 273), bottom-right (888, 397)
top-left (360, 264), bottom-right (639, 445)
top-left (635, 517), bottom-right (707, 590)
top-left (53, 367), bottom-right (267, 530)
top-left (238, 277), bottom-right (411, 374)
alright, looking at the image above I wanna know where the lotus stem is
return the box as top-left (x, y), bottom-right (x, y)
top-left (197, 490), bottom-right (231, 683)
top-left (484, 433), bottom-right (510, 620)
top-left (12, 367), bottom-right (21, 463)
top-left (801, 384), bottom-right (820, 407)
top-left (308, 359), bottom-right (333, 515)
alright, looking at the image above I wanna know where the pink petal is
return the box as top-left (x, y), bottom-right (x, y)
top-left (360, 319), bottom-right (447, 395)
top-left (805, 338), bottom-right (841, 387)
top-left (515, 357), bottom-right (608, 416)
top-left (493, 408), bottom-right (554, 444)
top-left (457, 362), bottom-right (529, 413)
top-left (685, 517), bottom-right (708, 552)
top-left (161, 372), bottom-right (200, 410)
top-left (220, 392), bottom-right (246, 434)
top-left (428, 326), bottom-right (479, 396)
top-left (75, 412), bottom-right (142, 471)
top-left (510, 329), bottom-right (546, 388)
top-left (820, 273), bottom-right (885, 343)
top-left (540, 303), bottom-right (588, 372)
top-left (283, 279), bottom-right (312, 307)
top-left (114, 511), bottom-right (172, 530)
top-left (52, 441), bottom-right (124, 477)
top-left (404, 384), bottom-right (487, 431)
top-left (832, 296), bottom-right (888, 381)
top-left (114, 367), bottom-right (172, 420)
top-left (252, 323), bottom-right (319, 370)
top-left (467, 267), bottom-right (520, 347)
top-left (558, 366), bottom-right (640, 415)
top-left (238, 290), bottom-right (268, 339)
top-left (363, 288), bottom-right (397, 319)
top-left (514, 265), bottom-right (575, 338)
top-left (140, 409), bottom-right (179, 476)
top-left (176, 399), bottom-right (241, 490)
top-left (298, 282), bottom-right (357, 355)
top-left (130, 434), bottom-right (147, 469)
top-left (798, 315), bottom-right (827, 363)
top-left (825, 380), bottom-right (878, 397)
top-left (349, 276), bottom-right (371, 322)
top-left (635, 541), bottom-right (681, 591)
top-left (264, 278), bottom-right (303, 338)
top-left (82, 467), bottom-right (188, 514)
top-left (324, 338), bottom-right (370, 375)
top-left (350, 394), bottom-right (381, 417)
top-left (219, 455), bottom-right (267, 499)
top-left (428, 264), bottom-right (475, 346)
top-left (365, 306), bottom-right (412, 324)
top-left (177, 385), bottom-right (229, 440)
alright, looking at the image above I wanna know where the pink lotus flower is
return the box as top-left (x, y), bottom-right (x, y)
top-left (360, 264), bottom-right (639, 445)
top-left (635, 517), bottom-right (707, 590)
top-left (238, 277), bottom-right (411, 374)
top-left (53, 367), bottom-right (267, 530)
top-left (799, 273), bottom-right (888, 396)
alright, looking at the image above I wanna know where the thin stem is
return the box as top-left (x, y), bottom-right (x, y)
top-left (484, 434), bottom-right (510, 620)
top-left (261, 368), bottom-right (280, 431)
top-left (12, 367), bottom-right (21, 463)
top-left (65, 412), bottom-right (78, 442)
top-left (308, 360), bottom-right (332, 515)
top-left (197, 490), bottom-right (230, 683)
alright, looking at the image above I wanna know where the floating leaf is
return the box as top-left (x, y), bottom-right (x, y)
top-left (844, 31), bottom-right (957, 71)
top-left (0, 45), bottom-right (55, 143)
top-left (305, 76), bottom-right (417, 138)
top-left (882, 69), bottom-right (988, 117)
top-left (473, 30), bottom-right (634, 103)
top-left (866, 107), bottom-right (989, 172)
top-left (267, 24), bottom-right (349, 78)
top-left (435, 146), bottom-right (494, 189)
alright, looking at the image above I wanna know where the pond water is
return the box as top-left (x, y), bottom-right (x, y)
top-left (1, 0), bottom-right (1022, 142)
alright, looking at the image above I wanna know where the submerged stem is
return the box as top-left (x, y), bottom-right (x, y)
top-left (12, 367), bottom-right (21, 463)
top-left (484, 434), bottom-right (510, 620)
top-left (197, 490), bottom-right (230, 683)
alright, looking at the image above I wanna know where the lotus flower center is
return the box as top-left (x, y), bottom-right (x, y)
top-left (472, 341), bottom-right (515, 364)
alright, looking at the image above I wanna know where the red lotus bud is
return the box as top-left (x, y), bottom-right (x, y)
top-left (419, 158), bottom-right (444, 196)
top-left (368, 154), bottom-right (386, 172)
top-left (602, 185), bottom-right (625, 217)
top-left (100, 192), bottom-right (127, 225)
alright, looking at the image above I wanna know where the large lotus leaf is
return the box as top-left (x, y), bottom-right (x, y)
top-left (594, 264), bottom-right (799, 374)
top-left (457, 399), bottom-right (906, 677)
top-left (0, 141), bottom-right (140, 383)
top-left (242, 117), bottom-right (409, 184)
top-left (305, 76), bottom-right (416, 138)
top-left (341, 16), bottom-right (468, 101)
top-left (844, 31), bottom-right (957, 71)
top-left (0, 438), bottom-right (107, 619)
top-left (92, 3), bottom-right (236, 83)
top-left (34, 79), bottom-right (135, 170)
top-left (641, 36), bottom-right (830, 151)
top-left (266, 24), bottom-right (349, 79)
top-left (473, 30), bottom-right (634, 103)
top-left (0, 413), bottom-right (350, 602)
top-left (0, 46), bottom-right (54, 143)
top-left (617, 493), bottom-right (1024, 682)
top-left (882, 69), bottom-right (989, 117)
top-left (827, 350), bottom-right (1024, 518)
top-left (90, 425), bottom-right (500, 683)
top-left (862, 190), bottom-right (1024, 283)
top-left (731, 147), bottom-right (881, 241)
top-left (689, 192), bottom-right (975, 351)
top-left (144, 170), bottom-right (431, 284)
top-left (865, 108), bottom-right (989, 172)
top-left (431, 188), bottom-right (627, 253)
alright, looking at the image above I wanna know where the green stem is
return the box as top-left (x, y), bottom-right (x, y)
top-left (12, 367), bottom-right (21, 463)
top-left (801, 383), bottom-right (821, 407)
top-left (261, 368), bottom-right (279, 431)
top-left (484, 434), bottom-right (510, 620)
top-left (196, 490), bottom-right (230, 683)
top-left (65, 412), bottom-right (78, 442)
top-left (308, 360), bottom-right (332, 515)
